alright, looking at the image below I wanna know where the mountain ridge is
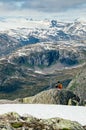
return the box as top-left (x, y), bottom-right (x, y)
top-left (0, 19), bottom-right (86, 57)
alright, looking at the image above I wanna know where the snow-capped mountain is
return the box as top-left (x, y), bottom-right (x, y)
top-left (2, 19), bottom-right (86, 42)
top-left (0, 18), bottom-right (86, 57)
top-left (64, 20), bottom-right (86, 37)
top-left (0, 18), bottom-right (86, 39)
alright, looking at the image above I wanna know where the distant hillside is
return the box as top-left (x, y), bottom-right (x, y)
top-left (67, 63), bottom-right (86, 104)
top-left (0, 19), bottom-right (86, 57)
top-left (7, 42), bottom-right (86, 68)
top-left (0, 47), bottom-right (85, 101)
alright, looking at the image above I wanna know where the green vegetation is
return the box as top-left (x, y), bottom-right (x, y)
top-left (11, 122), bottom-right (23, 128)
top-left (69, 81), bottom-right (77, 91)
top-left (0, 112), bottom-right (84, 130)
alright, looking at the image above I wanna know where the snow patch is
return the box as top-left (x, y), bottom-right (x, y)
top-left (0, 104), bottom-right (85, 126)
top-left (35, 70), bottom-right (45, 74)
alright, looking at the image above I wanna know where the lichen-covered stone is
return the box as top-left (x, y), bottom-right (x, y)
top-left (0, 112), bottom-right (84, 130)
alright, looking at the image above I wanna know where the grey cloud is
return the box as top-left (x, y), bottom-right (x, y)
top-left (0, 0), bottom-right (86, 12)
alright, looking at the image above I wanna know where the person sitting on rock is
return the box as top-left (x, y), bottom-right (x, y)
top-left (55, 81), bottom-right (63, 89)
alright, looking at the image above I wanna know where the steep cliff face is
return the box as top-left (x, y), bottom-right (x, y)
top-left (12, 49), bottom-right (60, 67)
top-left (0, 112), bottom-right (84, 130)
top-left (7, 42), bottom-right (85, 68)
top-left (67, 64), bottom-right (86, 104)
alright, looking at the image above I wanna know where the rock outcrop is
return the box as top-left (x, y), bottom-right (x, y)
top-left (83, 126), bottom-right (86, 130)
top-left (0, 112), bottom-right (84, 130)
top-left (19, 89), bottom-right (80, 105)
top-left (67, 63), bottom-right (86, 105)
top-left (0, 89), bottom-right (80, 105)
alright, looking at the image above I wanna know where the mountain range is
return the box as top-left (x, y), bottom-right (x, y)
top-left (0, 18), bottom-right (86, 56)
top-left (0, 18), bottom-right (86, 103)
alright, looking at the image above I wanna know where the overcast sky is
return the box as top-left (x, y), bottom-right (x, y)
top-left (0, 0), bottom-right (86, 21)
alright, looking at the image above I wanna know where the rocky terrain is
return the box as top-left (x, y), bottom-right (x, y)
top-left (67, 63), bottom-right (86, 105)
top-left (0, 50), bottom-right (82, 100)
top-left (0, 36), bottom-right (86, 98)
top-left (0, 33), bottom-right (20, 56)
top-left (0, 112), bottom-right (85, 130)
top-left (0, 89), bottom-right (80, 106)
top-left (5, 41), bottom-right (86, 67)
top-left (0, 62), bottom-right (85, 105)
top-left (18, 89), bottom-right (80, 105)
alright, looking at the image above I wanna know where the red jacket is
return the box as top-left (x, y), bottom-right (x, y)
top-left (56, 83), bottom-right (62, 89)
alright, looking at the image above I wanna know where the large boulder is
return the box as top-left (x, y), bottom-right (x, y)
top-left (0, 112), bottom-right (84, 130)
top-left (19, 89), bottom-right (80, 105)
